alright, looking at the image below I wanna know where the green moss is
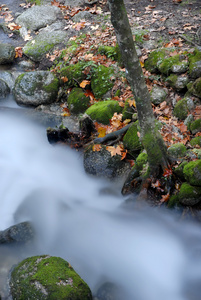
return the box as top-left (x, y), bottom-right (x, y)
top-left (178, 182), bottom-right (201, 206)
top-left (144, 49), bottom-right (167, 73)
top-left (10, 255), bottom-right (92, 300)
top-left (158, 54), bottom-right (183, 76)
top-left (23, 41), bottom-right (55, 62)
top-left (67, 88), bottom-right (90, 114)
top-left (189, 49), bottom-right (201, 79)
top-left (123, 122), bottom-right (141, 155)
top-left (183, 159), bottom-right (201, 186)
top-left (174, 161), bottom-right (188, 180)
top-left (122, 99), bottom-right (135, 120)
top-left (136, 151), bottom-right (148, 171)
top-left (98, 44), bottom-right (121, 61)
top-left (60, 62), bottom-right (87, 88)
top-left (43, 76), bottom-right (59, 95)
top-left (85, 100), bottom-right (122, 125)
top-left (173, 97), bottom-right (189, 120)
top-left (190, 118), bottom-right (201, 134)
top-left (190, 136), bottom-right (201, 147)
top-left (167, 143), bottom-right (187, 158)
top-left (91, 65), bottom-right (115, 99)
top-left (166, 74), bottom-right (178, 87)
top-left (167, 194), bottom-right (180, 209)
top-left (188, 77), bottom-right (201, 98)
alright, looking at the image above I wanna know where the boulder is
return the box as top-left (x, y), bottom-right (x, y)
top-left (0, 79), bottom-right (10, 98)
top-left (150, 85), bottom-right (167, 105)
top-left (167, 143), bottom-right (187, 159)
top-left (189, 118), bottom-right (201, 134)
top-left (166, 74), bottom-right (189, 91)
top-left (189, 48), bottom-right (201, 79)
top-left (10, 255), bottom-right (92, 300)
top-left (60, 61), bottom-right (87, 88)
top-left (0, 221), bottom-right (34, 244)
top-left (158, 54), bottom-right (187, 76)
top-left (14, 71), bottom-right (59, 107)
top-left (67, 88), bottom-right (90, 114)
top-left (187, 77), bottom-right (201, 98)
top-left (144, 48), bottom-right (167, 73)
top-left (173, 97), bottom-right (194, 120)
top-left (0, 43), bottom-right (15, 64)
top-left (178, 182), bottom-right (201, 206)
top-left (183, 159), bottom-right (201, 186)
top-left (91, 65), bottom-right (115, 99)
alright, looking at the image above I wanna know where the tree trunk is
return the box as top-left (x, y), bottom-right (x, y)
top-left (108, 0), bottom-right (169, 174)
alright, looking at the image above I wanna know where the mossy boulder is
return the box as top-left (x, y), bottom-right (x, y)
top-left (189, 49), bottom-right (201, 79)
top-left (190, 136), bottom-right (201, 147)
top-left (150, 86), bottom-right (167, 105)
top-left (183, 159), bottom-right (201, 186)
top-left (10, 255), bottom-right (92, 300)
top-left (123, 122), bottom-right (141, 155)
top-left (14, 71), bottom-right (59, 107)
top-left (60, 62), bottom-right (86, 88)
top-left (167, 143), bottom-right (187, 159)
top-left (136, 151), bottom-right (148, 170)
top-left (171, 59), bottom-right (188, 74)
top-left (158, 54), bottom-right (186, 76)
top-left (98, 44), bottom-right (121, 62)
top-left (144, 49), bottom-right (167, 73)
top-left (85, 100), bottom-right (122, 125)
top-left (173, 97), bottom-right (194, 120)
top-left (91, 65), bottom-right (115, 99)
top-left (0, 43), bottom-right (15, 64)
top-left (189, 118), bottom-right (201, 134)
top-left (166, 74), bottom-right (189, 91)
top-left (187, 77), bottom-right (201, 98)
top-left (178, 182), bottom-right (201, 206)
top-left (84, 145), bottom-right (129, 178)
top-left (67, 88), bottom-right (90, 114)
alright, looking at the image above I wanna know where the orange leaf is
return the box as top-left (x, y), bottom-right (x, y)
top-left (61, 76), bottom-right (68, 83)
top-left (80, 80), bottom-right (90, 88)
top-left (160, 193), bottom-right (170, 203)
top-left (106, 145), bottom-right (122, 156)
top-left (152, 180), bottom-right (161, 188)
top-left (93, 144), bottom-right (102, 152)
top-left (121, 150), bottom-right (127, 160)
top-left (73, 22), bottom-right (86, 31)
top-left (163, 168), bottom-right (172, 178)
top-left (97, 127), bottom-right (106, 138)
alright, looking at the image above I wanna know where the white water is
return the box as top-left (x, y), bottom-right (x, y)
top-left (1, 111), bottom-right (201, 300)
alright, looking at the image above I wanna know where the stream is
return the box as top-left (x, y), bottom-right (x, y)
top-left (1, 102), bottom-right (201, 300)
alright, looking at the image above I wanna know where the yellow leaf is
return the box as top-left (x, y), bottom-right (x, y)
top-left (128, 99), bottom-right (136, 107)
top-left (97, 127), bottom-right (106, 138)
top-left (80, 80), bottom-right (90, 88)
top-left (140, 61), bottom-right (144, 67)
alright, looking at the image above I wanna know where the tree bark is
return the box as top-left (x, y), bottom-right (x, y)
top-left (108, 0), bottom-right (169, 173)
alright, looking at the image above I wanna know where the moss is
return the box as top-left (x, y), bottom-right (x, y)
top-left (136, 151), bottom-right (148, 171)
top-left (23, 41), bottom-right (55, 62)
top-left (122, 99), bottom-right (135, 120)
top-left (178, 182), bottom-right (201, 206)
top-left (190, 118), bottom-right (201, 134)
top-left (183, 159), bottom-right (201, 186)
top-left (60, 62), bottom-right (87, 88)
top-left (167, 143), bottom-right (187, 158)
top-left (173, 97), bottom-right (189, 120)
top-left (10, 255), bottom-right (92, 300)
top-left (188, 77), bottom-right (201, 98)
top-left (97, 45), bottom-right (121, 61)
top-left (190, 136), bottom-right (201, 147)
top-left (166, 74), bottom-right (179, 87)
top-left (85, 100), bottom-right (122, 125)
top-left (189, 49), bottom-right (201, 79)
top-left (144, 49), bottom-right (167, 73)
top-left (158, 54), bottom-right (184, 76)
top-left (67, 88), bottom-right (90, 114)
top-left (91, 65), bottom-right (115, 99)
top-left (123, 122), bottom-right (142, 156)
top-left (43, 76), bottom-right (59, 95)
top-left (167, 194), bottom-right (180, 209)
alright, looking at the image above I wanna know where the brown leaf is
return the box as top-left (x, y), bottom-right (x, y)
top-left (93, 144), bottom-right (102, 152)
top-left (106, 145), bottom-right (122, 157)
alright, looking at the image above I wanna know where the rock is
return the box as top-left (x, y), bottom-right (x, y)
top-left (91, 65), bottom-right (115, 99)
top-left (173, 97), bottom-right (194, 120)
top-left (150, 85), bottom-right (167, 105)
top-left (9, 255), bottom-right (92, 300)
top-left (16, 5), bottom-right (62, 39)
top-left (144, 48), bottom-right (167, 73)
top-left (0, 43), bottom-right (15, 64)
top-left (189, 118), bottom-right (201, 134)
top-left (23, 29), bottom-right (69, 62)
top-left (0, 79), bottom-right (10, 98)
top-left (72, 11), bottom-right (94, 23)
top-left (184, 114), bottom-right (194, 128)
top-left (158, 54), bottom-right (187, 76)
top-left (0, 221), bottom-right (34, 244)
top-left (166, 74), bottom-right (189, 91)
top-left (65, 0), bottom-right (85, 5)
top-left (178, 182), bottom-right (201, 206)
top-left (67, 87), bottom-right (90, 114)
top-left (13, 71), bottom-right (59, 107)
top-left (189, 48), bottom-right (201, 79)
top-left (84, 145), bottom-right (129, 178)
top-left (183, 159), bottom-right (201, 186)
top-left (0, 71), bottom-right (21, 90)
top-left (167, 143), bottom-right (187, 159)
top-left (18, 60), bottom-right (35, 70)
top-left (85, 100), bottom-right (122, 125)
top-left (123, 121), bottom-right (141, 156)
top-left (98, 45), bottom-right (122, 62)
top-left (60, 61), bottom-right (87, 88)
top-left (174, 161), bottom-right (188, 181)
top-left (187, 77), bottom-right (201, 98)
top-left (171, 60), bottom-right (189, 74)
top-left (190, 136), bottom-right (201, 147)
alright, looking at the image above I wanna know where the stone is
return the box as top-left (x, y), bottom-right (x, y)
top-left (10, 255), bottom-right (92, 300)
top-left (91, 65), bottom-right (115, 99)
top-left (189, 118), bottom-right (201, 134)
top-left (166, 74), bottom-right (189, 91)
top-left (178, 182), bottom-right (201, 206)
top-left (183, 159), bottom-right (201, 186)
top-left (13, 71), bottom-right (59, 107)
top-left (144, 48), bottom-right (167, 73)
top-left (0, 221), bottom-right (34, 244)
top-left (167, 143), bottom-right (187, 159)
top-left (173, 97), bottom-right (194, 120)
top-left (150, 85), bottom-right (167, 105)
top-left (0, 43), bottom-right (15, 64)
top-left (188, 77), bottom-right (201, 98)
top-left (189, 48), bottom-right (201, 79)
top-left (0, 79), bottom-right (10, 98)
top-left (67, 87), bottom-right (90, 114)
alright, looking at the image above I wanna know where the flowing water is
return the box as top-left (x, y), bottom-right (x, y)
top-left (1, 107), bottom-right (201, 300)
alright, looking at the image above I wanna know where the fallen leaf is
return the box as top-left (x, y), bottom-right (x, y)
top-left (80, 80), bottom-right (90, 88)
top-left (160, 193), bottom-right (170, 203)
top-left (93, 144), bottom-right (102, 152)
top-left (106, 145), bottom-right (122, 156)
top-left (61, 76), bottom-right (68, 83)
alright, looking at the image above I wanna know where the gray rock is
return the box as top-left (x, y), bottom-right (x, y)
top-left (64, 0), bottom-right (85, 5)
top-left (0, 79), bottom-right (10, 98)
top-left (16, 5), bottom-right (62, 39)
top-left (0, 221), bottom-right (34, 244)
top-left (0, 71), bottom-right (16, 90)
top-left (0, 43), bottom-right (15, 64)
top-left (167, 74), bottom-right (189, 91)
top-left (150, 85), bottom-right (167, 105)
top-left (72, 11), bottom-right (94, 22)
top-left (18, 60), bottom-right (35, 70)
top-left (171, 60), bottom-right (188, 74)
top-left (184, 114), bottom-right (194, 127)
top-left (13, 71), bottom-right (59, 107)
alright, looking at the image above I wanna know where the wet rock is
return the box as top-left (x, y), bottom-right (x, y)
top-left (0, 221), bottom-right (34, 244)
top-left (13, 71), bottom-right (59, 107)
top-left (0, 71), bottom-right (22, 91)
top-left (150, 85), bottom-right (167, 105)
top-left (0, 79), bottom-right (10, 98)
top-left (9, 255), bottom-right (92, 300)
top-left (16, 5), bottom-right (62, 39)
top-left (84, 145), bottom-right (130, 178)
top-left (178, 182), bottom-right (201, 206)
top-left (0, 43), bottom-right (15, 64)
top-left (18, 60), bottom-right (35, 70)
